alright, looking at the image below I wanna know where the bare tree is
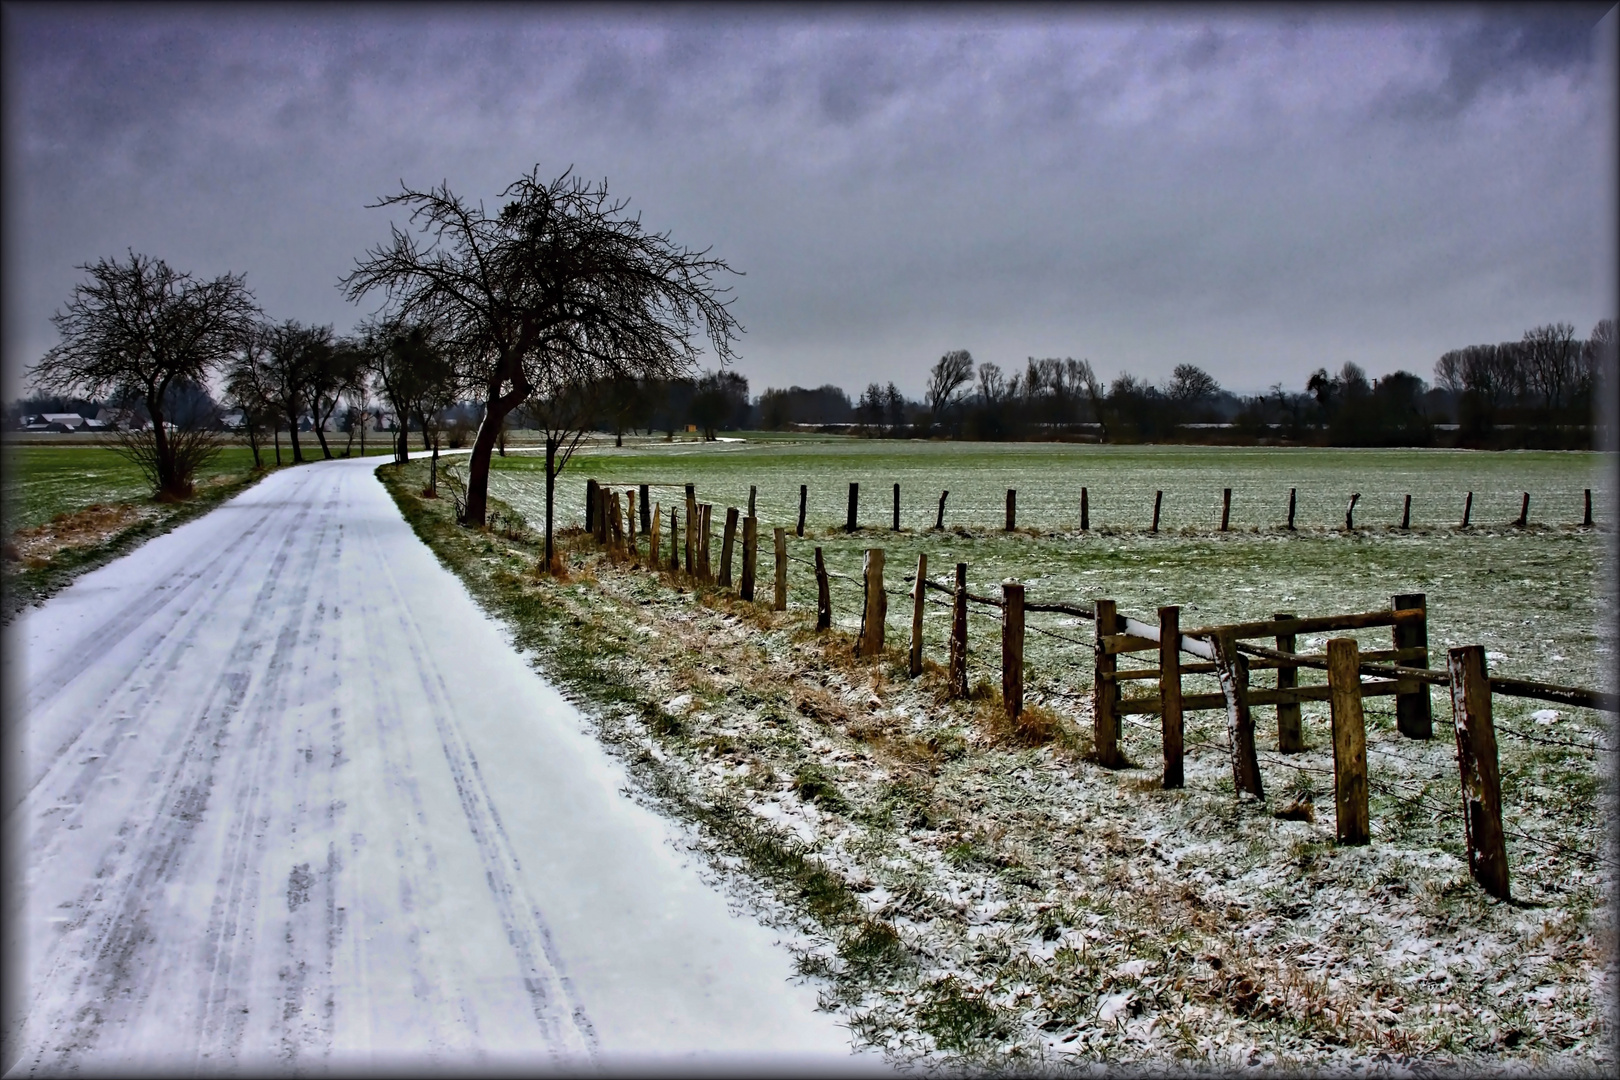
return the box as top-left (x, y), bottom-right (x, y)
top-left (342, 166), bottom-right (742, 526)
top-left (32, 251), bottom-right (256, 498)
top-left (1167, 363), bottom-right (1220, 403)
top-left (924, 349), bottom-right (974, 432)
top-left (222, 325), bottom-right (280, 468)
top-left (519, 361), bottom-right (600, 572)
top-left (361, 318), bottom-right (458, 463)
top-left (1521, 322), bottom-right (1579, 419)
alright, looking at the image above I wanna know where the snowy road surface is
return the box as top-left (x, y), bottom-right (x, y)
top-left (4, 455), bottom-right (871, 1075)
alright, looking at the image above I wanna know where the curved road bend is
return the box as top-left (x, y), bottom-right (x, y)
top-left (4, 454), bottom-right (872, 1075)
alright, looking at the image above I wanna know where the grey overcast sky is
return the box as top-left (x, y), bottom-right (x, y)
top-left (3, 3), bottom-right (1615, 402)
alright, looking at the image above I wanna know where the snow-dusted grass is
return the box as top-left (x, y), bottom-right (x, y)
top-left (399, 447), bottom-right (1614, 1072)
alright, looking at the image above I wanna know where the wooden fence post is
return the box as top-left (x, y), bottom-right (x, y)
top-left (685, 484), bottom-right (697, 573)
top-left (700, 504), bottom-right (715, 581)
top-left (1002, 582), bottom-right (1025, 719)
top-left (1392, 593), bottom-right (1432, 739)
top-left (949, 563), bottom-right (968, 698)
top-left (1461, 491), bottom-right (1473, 528)
top-left (740, 515), bottom-right (757, 601)
top-left (1345, 492), bottom-right (1360, 531)
top-left (847, 482), bottom-right (859, 532)
top-left (1213, 632), bottom-right (1264, 801)
top-left (857, 548), bottom-right (886, 657)
top-left (669, 506), bottom-right (680, 572)
top-left (640, 484), bottom-right (650, 533)
top-left (1401, 494), bottom-right (1411, 530)
top-left (814, 547), bottom-right (831, 630)
top-left (893, 483), bottom-right (901, 531)
top-left (1093, 599), bottom-right (1121, 767)
top-left (586, 478), bottom-right (599, 534)
top-left (1515, 492), bottom-right (1529, 528)
top-left (1584, 488), bottom-right (1593, 527)
top-left (749, 485), bottom-right (757, 518)
top-left (1080, 487), bottom-right (1089, 531)
top-left (773, 527), bottom-right (787, 611)
top-left (1221, 488), bottom-right (1231, 532)
top-left (624, 492), bottom-right (637, 557)
top-left (649, 502), bottom-right (662, 568)
top-left (909, 553), bottom-right (927, 677)
top-left (1006, 489), bottom-right (1017, 531)
top-left (797, 484), bottom-right (807, 537)
top-left (1274, 612), bottom-right (1303, 753)
top-left (1159, 605), bottom-right (1183, 789)
top-left (936, 490), bottom-right (948, 530)
top-left (1326, 637), bottom-right (1369, 845)
top-left (1447, 645), bottom-right (1509, 899)
top-left (595, 484), bottom-right (609, 543)
top-left (607, 488), bottom-right (622, 551)
top-left (1287, 487), bottom-right (1297, 531)
top-left (1151, 491), bottom-right (1162, 534)
top-left (719, 507), bottom-right (739, 586)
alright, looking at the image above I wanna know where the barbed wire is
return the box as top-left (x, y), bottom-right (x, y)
top-left (1494, 721), bottom-right (1611, 753)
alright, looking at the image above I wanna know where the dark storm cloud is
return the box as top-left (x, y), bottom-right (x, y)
top-left (4, 4), bottom-right (1612, 401)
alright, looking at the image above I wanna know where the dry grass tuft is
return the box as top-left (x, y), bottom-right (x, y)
top-left (8, 502), bottom-right (155, 567)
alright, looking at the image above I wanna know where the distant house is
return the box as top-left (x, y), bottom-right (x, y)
top-left (95, 407), bottom-right (142, 430)
top-left (39, 413), bottom-right (87, 431)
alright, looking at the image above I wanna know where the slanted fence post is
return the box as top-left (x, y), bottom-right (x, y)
top-left (1150, 491), bottom-right (1162, 534)
top-left (857, 548), bottom-right (886, 657)
top-left (949, 563), bottom-right (968, 698)
top-left (1326, 637), bottom-right (1370, 845)
top-left (1393, 593), bottom-right (1432, 739)
top-left (847, 482), bottom-right (859, 532)
top-left (698, 504), bottom-right (714, 581)
top-left (719, 507), bottom-right (739, 586)
top-left (1401, 494), bottom-right (1411, 530)
top-left (1006, 489), bottom-right (1016, 531)
top-left (1515, 492), bottom-right (1530, 528)
top-left (1448, 644), bottom-right (1509, 899)
top-left (649, 502), bottom-right (662, 568)
top-left (1287, 487), bottom-right (1297, 531)
top-left (1221, 488), bottom-right (1231, 532)
top-left (797, 484), bottom-right (807, 537)
top-left (1274, 612), bottom-right (1303, 753)
top-left (1092, 599), bottom-right (1121, 767)
top-left (936, 490), bottom-right (948, 530)
top-left (740, 515), bottom-right (757, 601)
top-left (893, 483), bottom-right (901, 531)
top-left (909, 553), bottom-right (927, 677)
top-left (1159, 605), bottom-right (1184, 789)
top-left (586, 478), bottom-right (599, 534)
top-left (685, 484), bottom-right (697, 573)
top-left (1080, 487), bottom-right (1090, 531)
top-left (1213, 632), bottom-right (1264, 800)
top-left (773, 528), bottom-right (787, 611)
top-left (1461, 491), bottom-right (1473, 528)
top-left (1345, 492), bottom-right (1360, 531)
top-left (1002, 582), bottom-right (1024, 719)
top-left (814, 547), bottom-right (831, 630)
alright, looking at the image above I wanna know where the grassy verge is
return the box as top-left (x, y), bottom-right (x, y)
top-left (382, 456), bottom-right (1613, 1073)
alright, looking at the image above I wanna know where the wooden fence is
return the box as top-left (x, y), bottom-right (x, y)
top-left (579, 479), bottom-right (1613, 901)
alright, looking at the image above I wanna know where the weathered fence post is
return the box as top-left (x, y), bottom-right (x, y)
top-left (1150, 491), bottom-right (1162, 534)
top-left (650, 502), bottom-right (662, 567)
top-left (740, 515), bottom-right (757, 601)
top-left (1326, 637), bottom-right (1369, 845)
top-left (700, 504), bottom-right (715, 581)
top-left (909, 553), bottom-right (927, 677)
top-left (607, 488), bottom-right (622, 551)
top-left (1584, 488), bottom-right (1593, 527)
top-left (893, 483), bottom-right (901, 531)
top-left (936, 490), bottom-right (948, 530)
top-left (1274, 612), bottom-right (1303, 753)
top-left (1159, 605), bottom-right (1184, 789)
top-left (640, 484), bottom-right (650, 534)
top-left (814, 547), bottom-right (831, 630)
top-left (1401, 494), bottom-right (1411, 530)
top-left (1080, 487), bottom-right (1089, 531)
top-left (1002, 582), bottom-right (1025, 719)
top-left (1345, 492), bottom-right (1360, 531)
top-left (857, 548), bottom-right (886, 657)
top-left (595, 484), bottom-right (609, 543)
top-left (1447, 645), bottom-right (1509, 899)
top-left (669, 506), bottom-right (680, 572)
top-left (1287, 487), bottom-right (1297, 531)
top-left (1461, 491), bottom-right (1473, 528)
top-left (846, 482), bottom-right (859, 532)
top-left (624, 491), bottom-right (637, 557)
top-left (749, 485), bottom-right (757, 518)
top-left (1093, 599), bottom-right (1121, 767)
top-left (720, 507), bottom-right (739, 586)
top-left (586, 478), bottom-right (599, 534)
top-left (1006, 489), bottom-right (1017, 532)
top-left (1213, 632), bottom-right (1264, 800)
top-left (685, 484), bottom-right (697, 573)
top-left (1392, 593), bottom-right (1432, 739)
top-left (797, 484), bottom-right (808, 537)
top-left (1515, 492), bottom-right (1529, 528)
top-left (949, 563), bottom-right (968, 698)
top-left (1221, 488), bottom-right (1231, 532)
top-left (773, 528), bottom-right (787, 611)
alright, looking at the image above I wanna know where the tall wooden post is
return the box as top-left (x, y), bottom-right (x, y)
top-left (1401, 494), bottom-right (1411, 530)
top-left (846, 482), bottom-right (859, 532)
top-left (797, 484), bottom-right (808, 537)
top-left (1286, 487), bottom-right (1297, 530)
top-left (749, 485), bottom-right (757, 518)
top-left (669, 506), bottom-right (680, 572)
top-left (1345, 492), bottom-right (1360, 531)
top-left (1093, 599), bottom-right (1121, 767)
top-left (1159, 605), bottom-right (1183, 789)
top-left (936, 490), bottom-right (948, 530)
top-left (1515, 492), bottom-right (1529, 528)
top-left (1461, 491), bottom-right (1473, 528)
top-left (1005, 489), bottom-right (1017, 531)
top-left (1080, 487), bottom-right (1089, 531)
top-left (586, 478), bottom-right (599, 534)
top-left (698, 504), bottom-right (714, 581)
top-left (1002, 582), bottom-right (1025, 719)
top-left (1448, 645), bottom-right (1509, 899)
top-left (740, 515), bottom-right (758, 601)
top-left (1213, 632), bottom-right (1263, 800)
top-left (649, 502), bottom-right (662, 568)
top-left (1221, 488), bottom-right (1231, 531)
top-left (595, 485), bottom-right (609, 542)
top-left (1583, 488), bottom-right (1593, 527)
top-left (949, 563), bottom-right (968, 698)
top-left (893, 483), bottom-right (901, 531)
top-left (814, 547), bottom-right (831, 630)
top-left (685, 484), bottom-right (697, 573)
top-left (640, 484), bottom-right (651, 533)
top-left (1150, 491), bottom-right (1162, 533)
top-left (773, 528), bottom-right (787, 611)
top-left (1392, 593), bottom-right (1432, 739)
top-left (1326, 637), bottom-right (1369, 845)
top-left (857, 548), bottom-right (886, 657)
top-left (1274, 612), bottom-right (1303, 752)
top-left (719, 507), bottom-right (739, 586)
top-left (624, 491), bottom-right (637, 557)
top-left (909, 553), bottom-right (927, 677)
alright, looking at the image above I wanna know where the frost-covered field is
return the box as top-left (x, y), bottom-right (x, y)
top-left (458, 441), bottom-right (1615, 1071)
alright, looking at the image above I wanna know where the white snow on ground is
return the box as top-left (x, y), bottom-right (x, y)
top-left (3, 455), bottom-right (878, 1075)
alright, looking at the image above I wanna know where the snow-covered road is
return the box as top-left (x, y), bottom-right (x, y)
top-left (4, 455), bottom-right (869, 1075)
